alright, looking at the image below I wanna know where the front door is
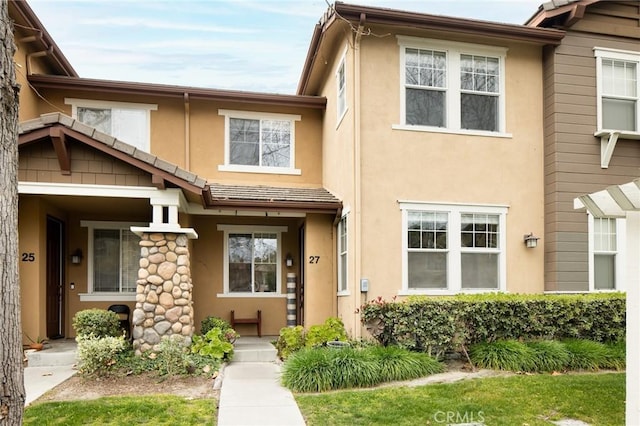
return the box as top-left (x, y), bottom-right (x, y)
top-left (46, 216), bottom-right (65, 339)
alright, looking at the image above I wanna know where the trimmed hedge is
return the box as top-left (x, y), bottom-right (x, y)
top-left (360, 293), bottom-right (625, 357)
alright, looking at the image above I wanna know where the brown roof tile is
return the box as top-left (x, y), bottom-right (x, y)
top-left (209, 184), bottom-right (342, 211)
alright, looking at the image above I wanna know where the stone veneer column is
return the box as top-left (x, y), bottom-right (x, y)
top-left (132, 232), bottom-right (194, 355)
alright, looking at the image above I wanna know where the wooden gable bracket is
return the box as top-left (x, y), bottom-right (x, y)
top-left (152, 174), bottom-right (166, 190)
top-left (49, 126), bottom-right (71, 175)
top-left (598, 130), bottom-right (640, 169)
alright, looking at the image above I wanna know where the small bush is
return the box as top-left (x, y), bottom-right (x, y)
top-left (276, 326), bottom-right (305, 360)
top-left (201, 316), bottom-right (233, 335)
top-left (154, 337), bottom-right (192, 376)
top-left (563, 339), bottom-right (611, 371)
top-left (470, 340), bottom-right (537, 372)
top-left (305, 317), bottom-right (349, 348)
top-left (77, 335), bottom-right (128, 376)
top-left (73, 309), bottom-right (122, 338)
top-left (191, 327), bottom-right (234, 361)
top-left (526, 340), bottom-right (571, 372)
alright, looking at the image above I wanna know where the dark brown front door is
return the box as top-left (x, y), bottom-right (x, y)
top-left (46, 216), bottom-right (64, 339)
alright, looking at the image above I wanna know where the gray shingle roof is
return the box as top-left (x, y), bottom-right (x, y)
top-left (541, 0), bottom-right (582, 11)
top-left (19, 112), bottom-right (207, 189)
top-left (209, 184), bottom-right (341, 208)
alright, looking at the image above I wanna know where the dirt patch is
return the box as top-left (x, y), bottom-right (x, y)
top-left (34, 372), bottom-right (218, 403)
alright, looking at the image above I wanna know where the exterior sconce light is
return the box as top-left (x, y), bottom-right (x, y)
top-left (523, 233), bottom-right (540, 249)
top-left (285, 253), bottom-right (293, 268)
top-left (71, 249), bottom-right (83, 265)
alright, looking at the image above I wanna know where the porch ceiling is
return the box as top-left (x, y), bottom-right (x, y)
top-left (22, 194), bottom-right (151, 217)
top-left (574, 178), bottom-right (640, 218)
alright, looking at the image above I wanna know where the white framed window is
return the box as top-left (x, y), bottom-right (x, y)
top-left (400, 202), bottom-right (507, 295)
top-left (588, 215), bottom-right (626, 291)
top-left (218, 224), bottom-right (287, 297)
top-left (396, 36), bottom-right (508, 136)
top-left (595, 48), bottom-right (640, 134)
top-left (66, 98), bottom-right (157, 152)
top-left (218, 110), bottom-right (301, 175)
top-left (337, 214), bottom-right (348, 295)
top-left (79, 220), bottom-right (145, 301)
top-left (336, 50), bottom-right (348, 125)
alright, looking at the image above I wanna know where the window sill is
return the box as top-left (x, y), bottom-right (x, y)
top-left (217, 293), bottom-right (287, 298)
top-left (398, 289), bottom-right (503, 296)
top-left (392, 124), bottom-right (512, 139)
top-left (218, 165), bottom-right (301, 175)
top-left (79, 293), bottom-right (136, 302)
top-left (595, 129), bottom-right (640, 140)
top-left (337, 291), bottom-right (350, 297)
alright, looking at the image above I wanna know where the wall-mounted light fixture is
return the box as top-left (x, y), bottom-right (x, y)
top-left (71, 249), bottom-right (83, 265)
top-left (285, 253), bottom-right (293, 268)
top-left (523, 233), bottom-right (540, 249)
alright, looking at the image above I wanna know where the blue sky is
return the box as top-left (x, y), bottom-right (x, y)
top-left (28, 0), bottom-right (545, 94)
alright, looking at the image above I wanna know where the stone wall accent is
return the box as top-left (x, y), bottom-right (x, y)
top-left (132, 232), bottom-right (194, 355)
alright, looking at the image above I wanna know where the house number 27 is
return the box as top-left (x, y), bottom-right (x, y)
top-left (309, 256), bottom-right (320, 264)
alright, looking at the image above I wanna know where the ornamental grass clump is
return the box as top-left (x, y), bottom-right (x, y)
top-left (526, 340), bottom-right (571, 372)
top-left (282, 347), bottom-right (334, 392)
top-left (604, 340), bottom-right (626, 370)
top-left (328, 347), bottom-right (379, 389)
top-left (470, 340), bottom-right (537, 372)
top-left (563, 339), bottom-right (611, 371)
top-left (368, 345), bottom-right (443, 382)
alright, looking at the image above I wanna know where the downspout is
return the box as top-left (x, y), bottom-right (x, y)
top-left (353, 13), bottom-right (365, 339)
top-left (184, 93), bottom-right (191, 170)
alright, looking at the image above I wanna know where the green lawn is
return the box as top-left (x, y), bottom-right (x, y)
top-left (24, 395), bottom-right (216, 425)
top-left (296, 373), bottom-right (624, 426)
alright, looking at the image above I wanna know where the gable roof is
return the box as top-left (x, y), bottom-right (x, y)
top-left (526, 0), bottom-right (600, 27)
top-left (18, 113), bottom-right (208, 196)
top-left (298, 1), bottom-right (566, 95)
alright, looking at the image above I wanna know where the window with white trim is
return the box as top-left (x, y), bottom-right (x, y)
top-left (336, 53), bottom-right (347, 123)
top-left (338, 214), bottom-right (348, 293)
top-left (398, 36), bottom-right (507, 134)
top-left (81, 221), bottom-right (143, 297)
top-left (589, 215), bottom-right (626, 291)
top-left (218, 110), bottom-right (301, 175)
top-left (66, 98), bottom-right (157, 152)
top-left (401, 203), bottom-right (507, 294)
top-left (218, 225), bottom-right (286, 295)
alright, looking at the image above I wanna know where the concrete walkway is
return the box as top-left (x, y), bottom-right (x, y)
top-left (24, 365), bottom-right (77, 406)
top-left (217, 362), bottom-right (305, 425)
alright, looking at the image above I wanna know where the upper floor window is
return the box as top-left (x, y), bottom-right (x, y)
top-left (595, 48), bottom-right (640, 134)
top-left (398, 36), bottom-right (507, 135)
top-left (400, 202), bottom-right (507, 295)
top-left (338, 214), bottom-right (348, 294)
top-left (589, 215), bottom-right (626, 291)
top-left (218, 110), bottom-right (301, 175)
top-left (336, 52), bottom-right (347, 124)
top-left (66, 98), bottom-right (157, 152)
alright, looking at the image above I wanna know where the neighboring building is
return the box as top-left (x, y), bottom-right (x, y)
top-left (527, 0), bottom-right (640, 293)
top-left (11, 0), bottom-right (570, 344)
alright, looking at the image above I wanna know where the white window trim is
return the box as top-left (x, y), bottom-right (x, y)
top-left (78, 220), bottom-right (146, 302)
top-left (396, 36), bottom-right (508, 136)
top-left (336, 47), bottom-right (348, 127)
top-left (399, 202), bottom-right (507, 296)
top-left (217, 224), bottom-right (287, 297)
top-left (65, 98), bottom-right (157, 152)
top-left (218, 109), bottom-right (301, 175)
top-left (594, 47), bottom-right (640, 136)
top-left (588, 214), bottom-right (626, 292)
top-left (337, 211), bottom-right (349, 296)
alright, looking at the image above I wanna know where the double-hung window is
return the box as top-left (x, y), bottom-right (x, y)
top-left (66, 98), bottom-right (157, 152)
top-left (80, 221), bottom-right (143, 301)
top-left (218, 110), bottom-right (301, 175)
top-left (401, 203), bottom-right (507, 294)
top-left (595, 48), bottom-right (640, 134)
top-left (218, 225), bottom-right (286, 296)
top-left (589, 215), bottom-right (626, 291)
top-left (338, 214), bottom-right (348, 294)
top-left (398, 36), bottom-right (507, 135)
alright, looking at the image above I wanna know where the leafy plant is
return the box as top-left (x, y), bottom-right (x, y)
top-left (191, 327), bottom-right (234, 361)
top-left (73, 309), bottom-right (122, 338)
top-left (276, 325), bottom-right (305, 360)
top-left (77, 335), bottom-right (128, 376)
top-left (305, 317), bottom-right (348, 348)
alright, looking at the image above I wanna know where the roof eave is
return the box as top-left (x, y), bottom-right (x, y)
top-left (208, 198), bottom-right (342, 214)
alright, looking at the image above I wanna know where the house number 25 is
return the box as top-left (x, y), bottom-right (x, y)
top-left (308, 256), bottom-right (320, 264)
top-left (21, 253), bottom-right (35, 262)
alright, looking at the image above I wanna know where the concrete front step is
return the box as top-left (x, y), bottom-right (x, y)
top-left (26, 340), bottom-right (78, 367)
top-left (232, 337), bottom-right (278, 363)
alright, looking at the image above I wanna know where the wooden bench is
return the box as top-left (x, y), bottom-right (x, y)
top-left (230, 310), bottom-right (262, 337)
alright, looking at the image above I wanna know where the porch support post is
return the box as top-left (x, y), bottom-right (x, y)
top-left (131, 230), bottom-right (197, 355)
top-left (287, 273), bottom-right (297, 327)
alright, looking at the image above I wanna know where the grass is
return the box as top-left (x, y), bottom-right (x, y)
top-left (24, 395), bottom-right (216, 425)
top-left (296, 372), bottom-right (624, 426)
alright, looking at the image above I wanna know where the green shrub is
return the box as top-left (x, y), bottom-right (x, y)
top-left (73, 309), bottom-right (122, 338)
top-left (201, 316), bottom-right (232, 334)
top-left (526, 340), bottom-right (571, 372)
top-left (470, 340), bottom-right (537, 372)
top-left (154, 337), bottom-right (193, 376)
top-left (360, 293), bottom-right (625, 355)
top-left (191, 327), bottom-right (234, 361)
top-left (563, 339), bottom-right (611, 371)
top-left (77, 335), bottom-right (128, 376)
top-left (305, 317), bottom-right (348, 348)
top-left (276, 326), bottom-right (305, 360)
top-left (281, 345), bottom-right (443, 392)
